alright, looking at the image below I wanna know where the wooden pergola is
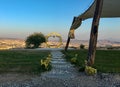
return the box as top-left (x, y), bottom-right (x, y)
top-left (65, 0), bottom-right (120, 66)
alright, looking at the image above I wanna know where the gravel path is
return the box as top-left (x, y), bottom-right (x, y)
top-left (0, 49), bottom-right (120, 87)
top-left (41, 50), bottom-right (80, 79)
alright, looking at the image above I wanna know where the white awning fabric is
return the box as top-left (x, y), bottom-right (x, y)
top-left (78, 0), bottom-right (120, 20)
top-left (68, 0), bottom-right (120, 38)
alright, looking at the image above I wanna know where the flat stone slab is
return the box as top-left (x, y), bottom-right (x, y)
top-left (51, 58), bottom-right (65, 61)
top-left (52, 64), bottom-right (74, 68)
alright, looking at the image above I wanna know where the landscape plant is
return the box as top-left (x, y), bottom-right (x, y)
top-left (84, 60), bottom-right (97, 75)
top-left (70, 54), bottom-right (78, 64)
top-left (80, 44), bottom-right (85, 49)
top-left (40, 54), bottom-right (52, 71)
top-left (25, 32), bottom-right (46, 48)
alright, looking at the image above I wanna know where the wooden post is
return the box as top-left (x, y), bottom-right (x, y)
top-left (65, 17), bottom-right (76, 51)
top-left (65, 37), bottom-right (70, 51)
top-left (87, 0), bottom-right (103, 66)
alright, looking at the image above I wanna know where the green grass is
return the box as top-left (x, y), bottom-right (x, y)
top-left (62, 50), bottom-right (120, 73)
top-left (0, 50), bottom-right (50, 74)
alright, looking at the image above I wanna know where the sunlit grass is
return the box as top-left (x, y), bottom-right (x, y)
top-left (62, 50), bottom-right (120, 73)
top-left (0, 50), bottom-right (50, 74)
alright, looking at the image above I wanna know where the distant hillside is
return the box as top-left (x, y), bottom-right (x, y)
top-left (62, 39), bottom-right (120, 47)
top-left (0, 37), bottom-right (24, 40)
top-left (0, 37), bottom-right (120, 49)
top-left (0, 38), bottom-right (25, 50)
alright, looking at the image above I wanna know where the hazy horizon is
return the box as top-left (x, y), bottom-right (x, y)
top-left (0, 36), bottom-right (120, 42)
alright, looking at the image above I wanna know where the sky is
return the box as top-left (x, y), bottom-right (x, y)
top-left (0, 0), bottom-right (120, 41)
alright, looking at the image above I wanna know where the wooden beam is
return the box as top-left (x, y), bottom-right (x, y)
top-left (65, 37), bottom-right (70, 51)
top-left (65, 17), bottom-right (76, 51)
top-left (87, 0), bottom-right (104, 66)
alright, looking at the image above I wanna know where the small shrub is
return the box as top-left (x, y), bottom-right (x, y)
top-left (40, 54), bottom-right (52, 71)
top-left (70, 54), bottom-right (78, 64)
top-left (80, 44), bottom-right (85, 49)
top-left (85, 66), bottom-right (97, 75)
top-left (84, 60), bottom-right (97, 75)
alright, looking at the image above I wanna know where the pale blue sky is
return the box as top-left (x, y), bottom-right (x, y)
top-left (0, 0), bottom-right (120, 41)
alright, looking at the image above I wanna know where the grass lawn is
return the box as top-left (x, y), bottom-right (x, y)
top-left (63, 50), bottom-right (120, 73)
top-left (0, 50), bottom-right (50, 74)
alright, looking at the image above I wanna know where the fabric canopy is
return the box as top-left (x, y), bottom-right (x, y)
top-left (68, 0), bottom-right (120, 38)
top-left (78, 0), bottom-right (120, 20)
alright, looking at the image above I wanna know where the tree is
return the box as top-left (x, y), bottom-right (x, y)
top-left (25, 32), bottom-right (46, 48)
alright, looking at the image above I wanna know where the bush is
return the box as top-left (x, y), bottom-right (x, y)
top-left (25, 32), bottom-right (46, 48)
top-left (40, 54), bottom-right (52, 71)
top-left (70, 54), bottom-right (78, 64)
top-left (80, 44), bottom-right (85, 49)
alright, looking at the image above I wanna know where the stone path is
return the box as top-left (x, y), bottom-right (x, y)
top-left (41, 50), bottom-right (79, 79)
